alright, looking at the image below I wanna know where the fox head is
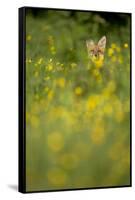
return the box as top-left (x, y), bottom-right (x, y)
top-left (86, 36), bottom-right (106, 62)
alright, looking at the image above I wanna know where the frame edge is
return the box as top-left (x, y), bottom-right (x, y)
top-left (18, 7), bottom-right (26, 193)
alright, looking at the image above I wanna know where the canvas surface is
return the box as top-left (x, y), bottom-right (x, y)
top-left (22, 7), bottom-right (131, 192)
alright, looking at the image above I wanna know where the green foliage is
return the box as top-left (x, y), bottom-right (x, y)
top-left (25, 9), bottom-right (130, 191)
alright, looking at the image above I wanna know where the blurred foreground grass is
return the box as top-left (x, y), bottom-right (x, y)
top-left (25, 9), bottom-right (131, 191)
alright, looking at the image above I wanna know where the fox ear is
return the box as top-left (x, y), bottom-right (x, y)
top-left (98, 36), bottom-right (106, 50)
top-left (86, 40), bottom-right (95, 51)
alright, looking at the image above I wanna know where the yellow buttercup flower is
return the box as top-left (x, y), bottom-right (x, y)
top-left (50, 46), bottom-right (56, 55)
top-left (111, 43), bottom-right (117, 49)
top-left (74, 87), bottom-right (83, 95)
top-left (92, 69), bottom-right (100, 77)
top-left (46, 64), bottom-right (53, 71)
top-left (118, 56), bottom-right (123, 64)
top-left (116, 46), bottom-right (121, 52)
top-left (92, 69), bottom-right (102, 83)
top-left (47, 90), bottom-right (54, 100)
top-left (124, 43), bottom-right (128, 48)
top-left (44, 86), bottom-right (49, 93)
top-left (47, 132), bottom-right (64, 152)
top-left (56, 77), bottom-right (66, 88)
top-left (108, 48), bottom-right (114, 57)
top-left (37, 58), bottom-right (43, 65)
top-left (47, 168), bottom-right (67, 186)
top-left (26, 34), bottom-right (32, 41)
top-left (92, 56), bottom-right (104, 68)
top-left (86, 95), bottom-right (100, 111)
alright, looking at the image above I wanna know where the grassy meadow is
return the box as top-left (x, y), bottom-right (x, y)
top-left (25, 9), bottom-right (131, 191)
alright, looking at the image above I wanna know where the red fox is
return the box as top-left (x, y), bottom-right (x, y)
top-left (86, 36), bottom-right (106, 63)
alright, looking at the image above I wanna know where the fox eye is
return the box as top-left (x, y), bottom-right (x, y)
top-left (90, 50), bottom-right (94, 54)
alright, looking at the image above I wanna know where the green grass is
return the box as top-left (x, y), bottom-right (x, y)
top-left (25, 9), bottom-right (131, 191)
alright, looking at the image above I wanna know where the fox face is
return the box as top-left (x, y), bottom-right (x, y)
top-left (86, 36), bottom-right (106, 62)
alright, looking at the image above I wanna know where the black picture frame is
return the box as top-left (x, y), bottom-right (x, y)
top-left (19, 6), bottom-right (132, 193)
